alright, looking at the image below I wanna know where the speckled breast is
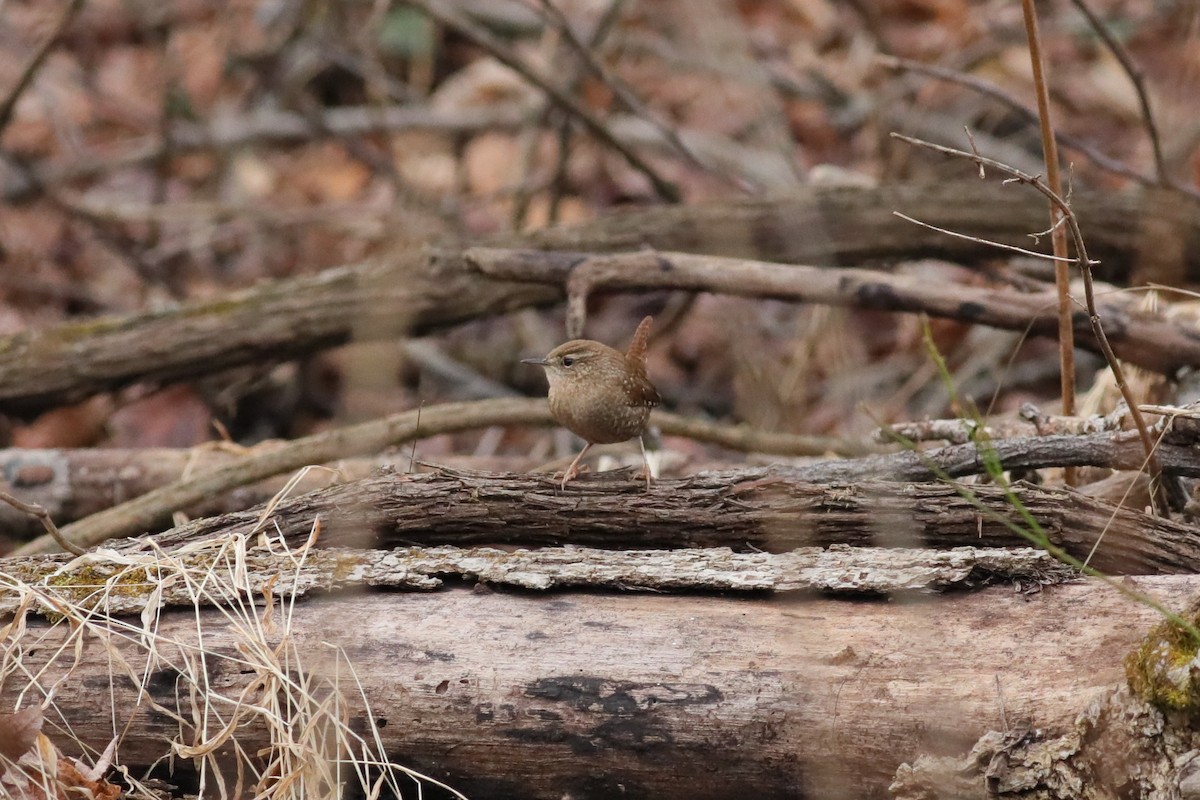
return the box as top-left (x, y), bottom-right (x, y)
top-left (548, 388), bottom-right (652, 445)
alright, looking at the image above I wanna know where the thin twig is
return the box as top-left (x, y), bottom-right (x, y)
top-left (994, 674), bottom-right (1009, 733)
top-left (892, 212), bottom-right (1086, 264)
top-left (548, 113), bottom-right (574, 222)
top-left (536, 0), bottom-right (713, 177)
top-left (0, 0), bottom-right (85, 136)
top-left (0, 490), bottom-right (85, 555)
top-left (405, 0), bottom-right (680, 203)
top-left (877, 54), bottom-right (1198, 198)
top-left (891, 132), bottom-right (1175, 513)
top-left (1067, 0), bottom-right (1167, 185)
top-left (510, 19), bottom-right (567, 230)
top-left (145, 22), bottom-right (187, 299)
top-left (512, 0), bottom-right (626, 229)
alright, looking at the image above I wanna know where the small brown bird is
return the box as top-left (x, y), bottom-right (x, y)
top-left (523, 316), bottom-right (661, 490)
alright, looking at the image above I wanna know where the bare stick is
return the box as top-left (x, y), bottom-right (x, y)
top-left (1020, 0), bottom-right (1077, 471)
top-left (513, 0), bottom-right (626, 228)
top-left (405, 0), bottom-right (680, 203)
top-left (468, 247), bottom-right (1200, 375)
top-left (536, 0), bottom-right (711, 177)
top-left (892, 212), bottom-right (1082, 264)
top-left (0, 490), bottom-right (84, 555)
top-left (0, 0), bottom-right (85, 136)
top-left (890, 132), bottom-right (1173, 512)
top-left (1067, 0), bottom-right (1167, 185)
top-left (877, 55), bottom-right (1195, 197)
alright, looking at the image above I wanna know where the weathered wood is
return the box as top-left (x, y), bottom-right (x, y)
top-left (887, 683), bottom-right (1194, 800)
top-left (16, 425), bottom-right (1198, 560)
top-left (0, 543), bottom-right (1073, 616)
top-left (12, 400), bottom-right (871, 555)
top-left (0, 446), bottom-right (449, 538)
top-left (131, 468), bottom-right (1200, 574)
top-left (1, 181), bottom-right (1197, 415)
top-left (3, 577), bottom-right (1194, 799)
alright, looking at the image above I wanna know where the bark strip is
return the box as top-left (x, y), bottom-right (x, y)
top-left (0, 543), bottom-right (1072, 617)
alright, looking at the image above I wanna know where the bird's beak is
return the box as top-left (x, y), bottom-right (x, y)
top-left (521, 357), bottom-right (549, 366)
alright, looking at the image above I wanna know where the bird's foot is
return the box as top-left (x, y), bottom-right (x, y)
top-left (636, 436), bottom-right (655, 491)
top-left (555, 463), bottom-right (590, 491)
top-left (635, 463), bottom-right (654, 491)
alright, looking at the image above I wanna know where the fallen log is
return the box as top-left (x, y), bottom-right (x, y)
top-left (2, 575), bottom-right (1193, 799)
top-left (125, 469), bottom-right (1200, 575)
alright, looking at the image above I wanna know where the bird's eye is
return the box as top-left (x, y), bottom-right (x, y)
top-left (561, 355), bottom-right (576, 367)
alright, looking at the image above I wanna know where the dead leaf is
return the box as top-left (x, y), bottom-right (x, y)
top-left (0, 706), bottom-right (42, 765)
top-left (55, 756), bottom-right (122, 800)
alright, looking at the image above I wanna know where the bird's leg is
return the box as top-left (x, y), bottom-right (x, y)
top-left (560, 442), bottom-right (592, 491)
top-left (636, 435), bottom-right (654, 490)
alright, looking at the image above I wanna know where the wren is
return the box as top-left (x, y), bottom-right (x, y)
top-left (523, 316), bottom-right (661, 490)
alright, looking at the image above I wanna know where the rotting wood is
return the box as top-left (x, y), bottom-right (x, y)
top-left (0, 446), bottom-right (402, 538)
top-left (2, 577), bottom-right (1195, 799)
top-left (121, 468), bottom-right (1200, 575)
top-left (0, 447), bottom-right (547, 538)
top-left (889, 684), bottom-right (1192, 800)
top-left (0, 407), bottom-right (1159, 540)
top-left (1, 181), bottom-right (1197, 415)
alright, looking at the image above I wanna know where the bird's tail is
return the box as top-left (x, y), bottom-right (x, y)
top-left (626, 315), bottom-right (653, 365)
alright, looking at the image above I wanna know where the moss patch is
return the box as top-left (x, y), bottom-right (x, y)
top-left (1125, 613), bottom-right (1200, 713)
top-left (44, 564), bottom-right (156, 606)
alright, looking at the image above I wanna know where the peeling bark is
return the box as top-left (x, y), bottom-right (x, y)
top-left (891, 686), bottom-right (1195, 800)
top-left (0, 543), bottom-right (1072, 616)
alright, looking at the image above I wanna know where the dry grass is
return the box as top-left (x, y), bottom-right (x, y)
top-left (0, 525), bottom-right (465, 800)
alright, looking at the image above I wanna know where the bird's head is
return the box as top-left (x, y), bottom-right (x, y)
top-left (521, 340), bottom-right (624, 390)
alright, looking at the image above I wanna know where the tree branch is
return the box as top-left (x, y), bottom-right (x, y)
top-left (0, 182), bottom-right (1196, 415)
top-left (404, 0), bottom-right (681, 202)
top-left (468, 247), bottom-right (1200, 374)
